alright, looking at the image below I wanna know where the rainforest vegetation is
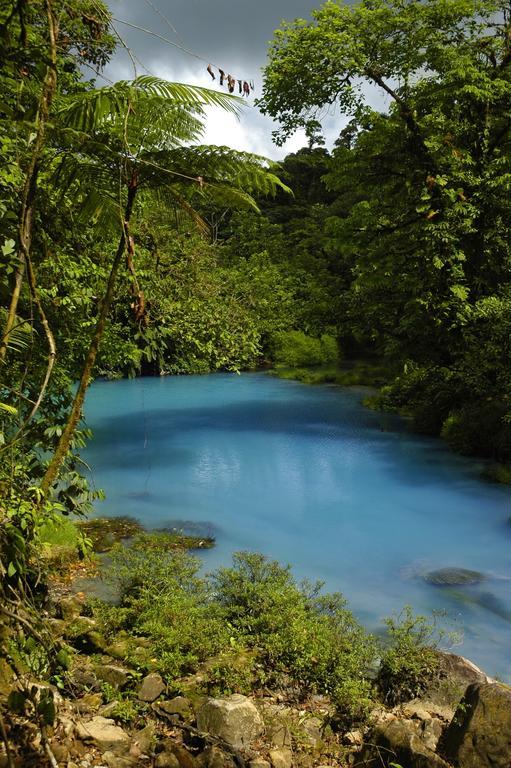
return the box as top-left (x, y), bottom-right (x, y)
top-left (1, 0), bottom-right (511, 763)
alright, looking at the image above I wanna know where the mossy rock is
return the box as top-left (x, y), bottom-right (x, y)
top-left (78, 516), bottom-right (143, 552)
top-left (423, 568), bottom-right (486, 586)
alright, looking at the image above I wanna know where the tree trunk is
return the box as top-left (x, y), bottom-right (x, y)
top-left (40, 184), bottom-right (138, 496)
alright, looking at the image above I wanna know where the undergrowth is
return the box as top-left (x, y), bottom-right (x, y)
top-left (91, 541), bottom-right (442, 725)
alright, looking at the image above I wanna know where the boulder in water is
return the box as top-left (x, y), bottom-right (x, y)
top-left (423, 568), bottom-right (485, 586)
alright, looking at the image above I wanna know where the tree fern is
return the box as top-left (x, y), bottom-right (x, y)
top-left (57, 76), bottom-right (244, 134)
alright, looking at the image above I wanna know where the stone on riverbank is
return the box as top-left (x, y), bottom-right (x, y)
top-left (197, 694), bottom-right (264, 749)
top-left (76, 716), bottom-right (130, 752)
top-left (356, 716), bottom-right (451, 768)
top-left (441, 682), bottom-right (511, 767)
top-left (138, 672), bottom-right (165, 702)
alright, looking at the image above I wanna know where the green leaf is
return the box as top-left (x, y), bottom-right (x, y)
top-left (1, 238), bottom-right (15, 256)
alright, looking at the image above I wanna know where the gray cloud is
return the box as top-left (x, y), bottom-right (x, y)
top-left (102, 1), bottom-right (360, 158)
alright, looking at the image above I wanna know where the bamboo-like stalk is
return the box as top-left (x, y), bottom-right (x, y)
top-left (40, 183), bottom-right (138, 495)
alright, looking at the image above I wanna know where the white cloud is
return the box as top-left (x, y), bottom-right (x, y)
top-left (152, 63), bottom-right (307, 160)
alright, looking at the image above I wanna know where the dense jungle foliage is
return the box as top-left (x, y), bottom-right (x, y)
top-left (1, 0), bottom-right (511, 756)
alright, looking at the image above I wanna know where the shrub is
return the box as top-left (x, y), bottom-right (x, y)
top-left (213, 553), bottom-right (375, 722)
top-left (97, 535), bottom-right (230, 678)
top-left (96, 544), bottom-right (376, 723)
top-left (376, 606), bottom-right (439, 705)
top-left (271, 330), bottom-right (338, 367)
top-left (441, 402), bottom-right (511, 459)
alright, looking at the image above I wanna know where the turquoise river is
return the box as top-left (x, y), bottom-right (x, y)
top-left (84, 373), bottom-right (511, 680)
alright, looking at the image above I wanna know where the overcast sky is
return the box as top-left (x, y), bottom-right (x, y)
top-left (102, 0), bottom-right (351, 159)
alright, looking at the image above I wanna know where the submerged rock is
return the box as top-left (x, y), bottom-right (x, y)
top-left (445, 588), bottom-right (511, 623)
top-left (423, 568), bottom-right (485, 586)
top-left (78, 516), bottom-right (143, 553)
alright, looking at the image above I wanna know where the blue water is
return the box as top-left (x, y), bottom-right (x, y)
top-left (83, 373), bottom-right (511, 680)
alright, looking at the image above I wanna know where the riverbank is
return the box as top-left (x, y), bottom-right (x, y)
top-left (2, 523), bottom-right (510, 768)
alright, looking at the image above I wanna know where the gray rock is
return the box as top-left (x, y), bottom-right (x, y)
top-left (169, 744), bottom-right (197, 768)
top-left (100, 701), bottom-right (120, 718)
top-left (197, 694), bottom-right (264, 749)
top-left (356, 718), bottom-right (450, 768)
top-left (155, 755), bottom-right (180, 768)
top-left (422, 717), bottom-right (444, 752)
top-left (76, 692), bottom-right (103, 713)
top-left (402, 703), bottom-right (433, 722)
top-left (423, 568), bottom-right (485, 586)
top-left (72, 626), bottom-right (107, 654)
top-left (130, 723), bottom-right (155, 757)
top-left (268, 748), bottom-right (292, 768)
top-left (248, 761), bottom-right (271, 768)
top-left (76, 716), bottom-right (130, 753)
top-left (344, 730), bottom-right (363, 747)
top-left (199, 745), bottom-right (236, 768)
top-left (66, 616), bottom-right (97, 636)
top-left (442, 682), bottom-right (511, 767)
top-left (416, 650), bottom-right (493, 717)
top-left (48, 618), bottom-right (67, 637)
top-left (266, 718), bottom-right (291, 749)
top-left (157, 696), bottom-right (193, 720)
top-left (95, 664), bottom-right (130, 690)
top-left (71, 667), bottom-right (101, 692)
top-left (103, 752), bottom-right (138, 768)
top-left (300, 715), bottom-right (323, 748)
top-left (138, 672), bottom-right (165, 702)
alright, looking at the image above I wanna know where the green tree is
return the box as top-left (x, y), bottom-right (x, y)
top-left (40, 76), bottom-right (289, 492)
top-left (260, 0), bottom-right (511, 459)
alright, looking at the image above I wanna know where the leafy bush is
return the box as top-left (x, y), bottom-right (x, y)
top-left (98, 536), bottom-right (230, 678)
top-left (96, 543), bottom-right (376, 723)
top-left (271, 330), bottom-right (339, 367)
top-left (441, 402), bottom-right (511, 459)
top-left (376, 606), bottom-right (440, 705)
top-left (212, 553), bottom-right (375, 721)
top-left (381, 363), bottom-right (456, 436)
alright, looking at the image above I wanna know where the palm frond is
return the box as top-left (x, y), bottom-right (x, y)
top-left (140, 145), bottom-right (292, 198)
top-left (194, 183), bottom-right (261, 212)
top-left (57, 76), bottom-right (243, 135)
top-left (0, 313), bottom-right (32, 359)
top-left (132, 76), bottom-right (244, 115)
top-left (78, 188), bottom-right (121, 230)
top-left (51, 153), bottom-right (122, 230)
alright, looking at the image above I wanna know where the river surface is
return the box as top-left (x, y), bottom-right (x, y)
top-left (83, 373), bottom-right (511, 680)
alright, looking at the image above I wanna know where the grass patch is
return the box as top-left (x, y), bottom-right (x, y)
top-left (270, 359), bottom-right (391, 388)
top-left (38, 517), bottom-right (86, 570)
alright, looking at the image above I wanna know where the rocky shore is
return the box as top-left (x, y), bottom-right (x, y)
top-left (1, 520), bottom-right (510, 768)
top-left (3, 588), bottom-right (510, 768)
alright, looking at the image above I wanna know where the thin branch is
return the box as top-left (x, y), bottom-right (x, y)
top-left (0, 713), bottom-right (14, 768)
top-left (41, 725), bottom-right (58, 768)
top-left (7, 255), bottom-right (57, 441)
